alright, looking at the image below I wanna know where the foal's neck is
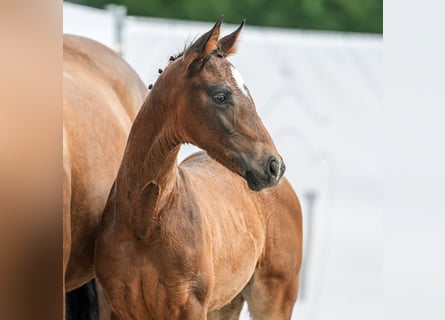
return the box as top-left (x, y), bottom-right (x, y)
top-left (116, 87), bottom-right (181, 204)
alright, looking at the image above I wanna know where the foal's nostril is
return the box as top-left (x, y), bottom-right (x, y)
top-left (267, 156), bottom-right (280, 179)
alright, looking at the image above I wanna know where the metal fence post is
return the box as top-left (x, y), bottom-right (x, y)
top-left (299, 190), bottom-right (317, 301)
top-left (105, 4), bottom-right (127, 56)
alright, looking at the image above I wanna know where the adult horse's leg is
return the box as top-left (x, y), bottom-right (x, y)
top-left (207, 293), bottom-right (244, 320)
top-left (243, 184), bottom-right (303, 320)
top-left (65, 279), bottom-right (111, 320)
top-left (65, 280), bottom-right (99, 320)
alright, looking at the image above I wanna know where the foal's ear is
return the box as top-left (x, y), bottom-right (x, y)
top-left (185, 16), bottom-right (224, 60)
top-left (216, 19), bottom-right (245, 57)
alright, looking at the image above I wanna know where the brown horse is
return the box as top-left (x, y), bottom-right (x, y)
top-left (95, 18), bottom-right (302, 320)
top-left (63, 34), bottom-right (147, 305)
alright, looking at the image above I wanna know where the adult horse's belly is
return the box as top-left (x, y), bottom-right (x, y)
top-left (63, 35), bottom-right (147, 290)
top-left (63, 72), bottom-right (131, 290)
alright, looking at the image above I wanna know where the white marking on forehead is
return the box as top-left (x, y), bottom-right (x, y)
top-left (230, 66), bottom-right (249, 97)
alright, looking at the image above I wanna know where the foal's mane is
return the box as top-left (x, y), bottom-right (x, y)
top-left (150, 47), bottom-right (213, 88)
top-left (168, 50), bottom-right (184, 63)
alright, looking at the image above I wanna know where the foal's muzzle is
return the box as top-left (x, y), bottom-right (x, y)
top-left (245, 155), bottom-right (286, 191)
top-left (267, 155), bottom-right (285, 181)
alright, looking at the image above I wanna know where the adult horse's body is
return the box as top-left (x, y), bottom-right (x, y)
top-left (63, 34), bottom-right (147, 296)
top-left (95, 18), bottom-right (302, 320)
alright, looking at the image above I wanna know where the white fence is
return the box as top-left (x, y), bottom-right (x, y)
top-left (64, 3), bottom-right (383, 319)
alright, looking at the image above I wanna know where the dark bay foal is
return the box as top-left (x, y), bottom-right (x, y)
top-left (95, 17), bottom-right (302, 320)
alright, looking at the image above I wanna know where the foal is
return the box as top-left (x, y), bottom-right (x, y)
top-left (95, 18), bottom-right (302, 320)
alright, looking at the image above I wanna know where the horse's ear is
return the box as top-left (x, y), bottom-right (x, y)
top-left (185, 16), bottom-right (224, 60)
top-left (216, 19), bottom-right (245, 57)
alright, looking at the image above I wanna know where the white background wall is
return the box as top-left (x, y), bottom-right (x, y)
top-left (384, 1), bottom-right (445, 320)
top-left (64, 3), bottom-right (383, 319)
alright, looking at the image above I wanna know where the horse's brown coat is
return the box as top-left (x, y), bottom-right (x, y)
top-left (63, 34), bottom-right (147, 292)
top-left (95, 18), bottom-right (302, 319)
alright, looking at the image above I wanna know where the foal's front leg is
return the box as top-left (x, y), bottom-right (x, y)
top-left (164, 294), bottom-right (209, 320)
top-left (148, 273), bottom-right (211, 320)
top-left (152, 254), bottom-right (213, 320)
top-left (106, 277), bottom-right (210, 320)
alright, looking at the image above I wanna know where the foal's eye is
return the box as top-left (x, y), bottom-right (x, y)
top-left (212, 93), bottom-right (226, 105)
